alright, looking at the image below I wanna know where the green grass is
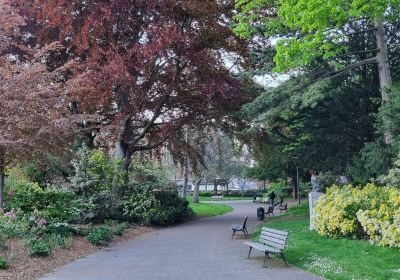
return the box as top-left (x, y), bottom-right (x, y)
top-left (254, 203), bottom-right (400, 280)
top-left (198, 196), bottom-right (253, 201)
top-left (187, 197), bottom-right (233, 218)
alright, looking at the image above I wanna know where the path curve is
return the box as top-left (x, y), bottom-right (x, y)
top-left (41, 201), bottom-right (323, 280)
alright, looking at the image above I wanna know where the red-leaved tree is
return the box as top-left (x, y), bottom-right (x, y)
top-left (18, 0), bottom-right (251, 169)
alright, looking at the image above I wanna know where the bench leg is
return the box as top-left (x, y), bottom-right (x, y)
top-left (244, 228), bottom-right (248, 238)
top-left (231, 230), bottom-right (235, 239)
top-left (263, 252), bottom-right (268, 268)
top-left (247, 247), bottom-right (252, 259)
top-left (280, 252), bottom-right (288, 266)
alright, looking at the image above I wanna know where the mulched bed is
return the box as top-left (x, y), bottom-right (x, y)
top-left (0, 227), bottom-right (152, 280)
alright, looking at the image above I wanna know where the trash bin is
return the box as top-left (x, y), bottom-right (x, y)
top-left (257, 207), bottom-right (265, 220)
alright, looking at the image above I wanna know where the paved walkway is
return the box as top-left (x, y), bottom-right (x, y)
top-left (41, 201), bottom-right (323, 280)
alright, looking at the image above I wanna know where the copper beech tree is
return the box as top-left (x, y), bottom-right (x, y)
top-left (0, 1), bottom-right (91, 207)
top-left (18, 0), bottom-right (252, 171)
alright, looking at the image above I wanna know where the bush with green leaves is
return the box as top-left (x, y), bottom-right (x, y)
top-left (0, 256), bottom-right (7, 269)
top-left (104, 220), bottom-right (129, 236)
top-left (147, 190), bottom-right (193, 225)
top-left (265, 181), bottom-right (291, 200)
top-left (24, 236), bottom-right (54, 256)
top-left (122, 191), bottom-right (160, 223)
top-left (85, 227), bottom-right (113, 246)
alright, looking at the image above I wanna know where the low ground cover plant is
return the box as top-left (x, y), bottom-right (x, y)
top-left (85, 227), bottom-right (113, 246)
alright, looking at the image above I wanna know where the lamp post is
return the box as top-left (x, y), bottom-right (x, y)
top-left (292, 157), bottom-right (300, 205)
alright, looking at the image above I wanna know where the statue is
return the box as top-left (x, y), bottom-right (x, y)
top-left (311, 170), bottom-right (322, 192)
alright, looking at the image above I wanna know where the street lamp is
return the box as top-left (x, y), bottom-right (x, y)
top-left (292, 156), bottom-right (300, 205)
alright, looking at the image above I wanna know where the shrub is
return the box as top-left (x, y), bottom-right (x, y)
top-left (314, 184), bottom-right (384, 239)
top-left (148, 190), bottom-right (193, 225)
top-left (265, 182), bottom-right (291, 200)
top-left (356, 187), bottom-right (400, 248)
top-left (25, 236), bottom-right (54, 256)
top-left (87, 192), bottom-right (124, 223)
top-left (6, 182), bottom-right (88, 223)
top-left (314, 184), bottom-right (400, 247)
top-left (105, 220), bottom-right (129, 236)
top-left (122, 191), bottom-right (160, 223)
top-left (85, 227), bottom-right (113, 246)
top-left (0, 256), bottom-right (7, 269)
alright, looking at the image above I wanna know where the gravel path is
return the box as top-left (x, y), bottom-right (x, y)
top-left (41, 200), bottom-right (323, 280)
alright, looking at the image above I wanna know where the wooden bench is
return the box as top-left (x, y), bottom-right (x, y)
top-left (231, 216), bottom-right (248, 238)
top-left (245, 227), bottom-right (289, 267)
top-left (253, 197), bottom-right (262, 203)
top-left (211, 195), bottom-right (224, 200)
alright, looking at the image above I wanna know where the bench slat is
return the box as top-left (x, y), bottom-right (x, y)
top-left (261, 240), bottom-right (286, 250)
top-left (262, 228), bottom-right (288, 237)
top-left (261, 231), bottom-right (288, 241)
top-left (244, 242), bottom-right (281, 253)
top-left (260, 234), bottom-right (287, 246)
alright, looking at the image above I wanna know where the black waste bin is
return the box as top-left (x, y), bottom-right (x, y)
top-left (257, 207), bottom-right (265, 220)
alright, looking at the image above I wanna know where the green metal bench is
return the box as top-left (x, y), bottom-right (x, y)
top-left (244, 227), bottom-right (289, 267)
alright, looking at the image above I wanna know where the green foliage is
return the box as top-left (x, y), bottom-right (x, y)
top-left (234, 0), bottom-right (400, 72)
top-left (314, 184), bottom-right (400, 247)
top-left (24, 236), bottom-right (54, 256)
top-left (266, 181), bottom-right (290, 200)
top-left (23, 154), bottom-right (69, 186)
top-left (0, 256), bottom-right (7, 269)
top-left (86, 191), bottom-right (123, 223)
top-left (6, 183), bottom-right (90, 222)
top-left (104, 220), bottom-right (129, 236)
top-left (85, 227), bottom-right (113, 246)
top-left (68, 145), bottom-right (125, 197)
top-left (347, 141), bottom-right (392, 184)
top-left (123, 189), bottom-right (193, 226)
top-left (122, 191), bottom-right (160, 223)
top-left (128, 159), bottom-right (170, 192)
top-left (378, 152), bottom-right (400, 188)
top-left (317, 172), bottom-right (337, 192)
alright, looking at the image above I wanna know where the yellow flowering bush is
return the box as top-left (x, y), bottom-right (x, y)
top-left (357, 188), bottom-right (400, 248)
top-left (313, 184), bottom-right (387, 239)
top-left (314, 184), bottom-right (400, 247)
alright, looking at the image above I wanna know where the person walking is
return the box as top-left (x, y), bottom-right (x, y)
top-left (268, 191), bottom-right (276, 206)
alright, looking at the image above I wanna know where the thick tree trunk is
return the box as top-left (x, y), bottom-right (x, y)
top-left (182, 157), bottom-right (189, 197)
top-left (0, 150), bottom-right (5, 209)
top-left (375, 21), bottom-right (393, 143)
top-left (113, 140), bottom-right (126, 198)
top-left (192, 175), bottom-right (203, 204)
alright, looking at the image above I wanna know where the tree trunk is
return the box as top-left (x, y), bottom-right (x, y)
top-left (375, 20), bottom-right (393, 143)
top-left (0, 149), bottom-right (5, 209)
top-left (292, 174), bottom-right (298, 199)
top-left (182, 156), bottom-right (189, 197)
top-left (113, 140), bottom-right (126, 198)
top-left (214, 181), bottom-right (218, 195)
top-left (192, 175), bottom-right (203, 204)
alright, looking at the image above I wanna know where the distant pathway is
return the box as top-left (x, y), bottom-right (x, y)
top-left (41, 201), bottom-right (323, 280)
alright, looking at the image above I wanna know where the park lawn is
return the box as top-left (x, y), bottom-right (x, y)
top-left (254, 204), bottom-right (400, 280)
top-left (187, 198), bottom-right (233, 218)
top-left (199, 196), bottom-right (253, 201)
